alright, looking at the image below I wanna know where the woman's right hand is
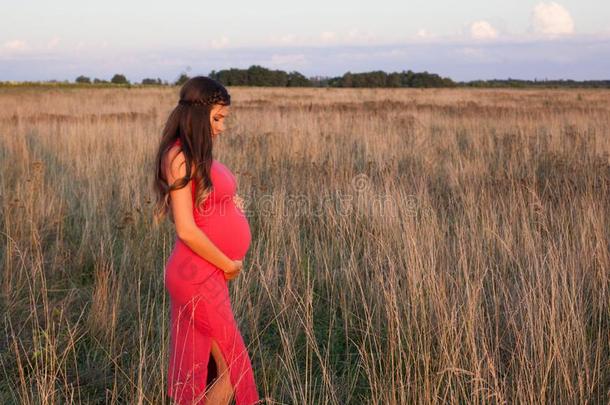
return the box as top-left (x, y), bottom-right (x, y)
top-left (224, 260), bottom-right (242, 281)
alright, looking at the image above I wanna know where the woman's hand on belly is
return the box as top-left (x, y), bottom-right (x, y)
top-left (224, 259), bottom-right (243, 281)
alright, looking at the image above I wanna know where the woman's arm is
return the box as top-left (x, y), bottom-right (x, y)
top-left (164, 146), bottom-right (236, 274)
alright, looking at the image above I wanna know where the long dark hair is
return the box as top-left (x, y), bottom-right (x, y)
top-left (152, 76), bottom-right (231, 225)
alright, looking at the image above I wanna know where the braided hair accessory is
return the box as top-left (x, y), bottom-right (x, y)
top-left (178, 91), bottom-right (228, 107)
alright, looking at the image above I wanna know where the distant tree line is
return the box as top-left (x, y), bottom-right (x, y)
top-left (5, 67), bottom-right (605, 88)
top-left (70, 66), bottom-right (456, 88)
top-left (461, 78), bottom-right (610, 89)
top-left (325, 70), bottom-right (455, 88)
top-left (207, 66), bottom-right (456, 88)
top-left (209, 65), bottom-right (311, 87)
top-left (74, 74), bottom-right (168, 86)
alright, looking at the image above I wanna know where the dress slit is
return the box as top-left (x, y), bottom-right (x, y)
top-left (167, 279), bottom-right (259, 404)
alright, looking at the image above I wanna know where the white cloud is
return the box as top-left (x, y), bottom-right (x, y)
top-left (3, 39), bottom-right (28, 51)
top-left (267, 34), bottom-right (304, 46)
top-left (281, 35), bottom-right (299, 45)
top-left (46, 36), bottom-right (60, 49)
top-left (530, 2), bottom-right (575, 35)
top-left (346, 29), bottom-right (376, 43)
top-left (415, 29), bottom-right (431, 38)
top-left (410, 29), bottom-right (445, 43)
top-left (267, 30), bottom-right (378, 47)
top-left (470, 21), bottom-right (499, 40)
top-left (317, 29), bottom-right (377, 45)
top-left (320, 31), bottom-right (337, 42)
top-left (211, 36), bottom-right (229, 49)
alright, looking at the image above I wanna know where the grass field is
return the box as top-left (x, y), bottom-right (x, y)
top-left (0, 86), bottom-right (609, 404)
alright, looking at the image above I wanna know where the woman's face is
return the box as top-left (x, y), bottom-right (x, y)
top-left (210, 104), bottom-right (230, 138)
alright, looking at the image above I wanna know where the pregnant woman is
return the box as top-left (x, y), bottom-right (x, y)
top-left (152, 77), bottom-right (260, 404)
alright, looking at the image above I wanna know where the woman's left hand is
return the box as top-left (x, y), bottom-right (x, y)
top-left (224, 267), bottom-right (241, 281)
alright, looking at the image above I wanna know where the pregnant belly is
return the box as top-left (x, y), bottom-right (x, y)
top-left (164, 202), bottom-right (251, 305)
top-left (195, 201), bottom-right (252, 260)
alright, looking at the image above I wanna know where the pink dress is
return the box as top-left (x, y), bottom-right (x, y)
top-left (164, 138), bottom-right (260, 404)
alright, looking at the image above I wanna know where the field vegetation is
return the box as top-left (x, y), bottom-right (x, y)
top-left (0, 86), bottom-right (608, 403)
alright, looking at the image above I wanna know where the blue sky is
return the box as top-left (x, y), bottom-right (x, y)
top-left (1, 0), bottom-right (609, 81)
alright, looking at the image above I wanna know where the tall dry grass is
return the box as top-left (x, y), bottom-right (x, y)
top-left (0, 86), bottom-right (608, 404)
